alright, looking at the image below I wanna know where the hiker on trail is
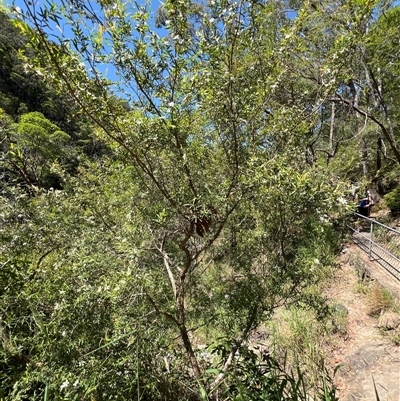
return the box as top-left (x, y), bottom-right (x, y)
top-left (357, 188), bottom-right (373, 217)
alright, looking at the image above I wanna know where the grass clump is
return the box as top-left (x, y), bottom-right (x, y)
top-left (367, 283), bottom-right (396, 317)
top-left (267, 305), bottom-right (337, 392)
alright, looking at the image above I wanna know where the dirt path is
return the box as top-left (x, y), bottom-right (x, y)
top-left (326, 245), bottom-right (400, 400)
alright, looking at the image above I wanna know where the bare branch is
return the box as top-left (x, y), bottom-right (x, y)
top-left (143, 287), bottom-right (180, 327)
top-left (156, 238), bottom-right (177, 299)
top-left (330, 94), bottom-right (400, 165)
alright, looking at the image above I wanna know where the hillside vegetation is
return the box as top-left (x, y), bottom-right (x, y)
top-left (0, 0), bottom-right (400, 400)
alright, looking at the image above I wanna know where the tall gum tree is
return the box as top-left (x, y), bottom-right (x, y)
top-left (273, 0), bottom-right (400, 178)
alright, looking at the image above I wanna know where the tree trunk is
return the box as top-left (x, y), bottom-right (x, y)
top-left (376, 136), bottom-right (382, 173)
top-left (351, 81), bottom-right (369, 176)
top-left (375, 136), bottom-right (384, 194)
top-left (360, 137), bottom-right (369, 177)
top-left (327, 102), bottom-right (335, 164)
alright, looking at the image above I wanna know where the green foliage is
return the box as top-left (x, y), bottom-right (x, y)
top-left (0, 154), bottom-right (342, 400)
top-left (384, 187), bottom-right (400, 211)
top-left (2, 111), bottom-right (70, 189)
top-left (0, 9), bottom-right (104, 168)
top-left (0, 163), bottom-right (193, 400)
top-left (0, 107), bottom-right (13, 131)
top-left (268, 306), bottom-right (328, 390)
top-left (207, 344), bottom-right (338, 401)
top-left (1, 0), bottom-right (394, 399)
top-left (367, 6), bottom-right (400, 107)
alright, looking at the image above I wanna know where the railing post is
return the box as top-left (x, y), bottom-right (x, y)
top-left (369, 220), bottom-right (373, 260)
top-left (349, 212), bottom-right (400, 281)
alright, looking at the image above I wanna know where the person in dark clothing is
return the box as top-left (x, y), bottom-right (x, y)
top-left (357, 189), bottom-right (373, 217)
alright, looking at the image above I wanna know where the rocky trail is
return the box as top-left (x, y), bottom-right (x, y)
top-left (326, 244), bottom-right (400, 401)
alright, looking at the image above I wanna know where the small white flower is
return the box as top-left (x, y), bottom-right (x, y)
top-left (60, 380), bottom-right (70, 390)
top-left (168, 101), bottom-right (175, 107)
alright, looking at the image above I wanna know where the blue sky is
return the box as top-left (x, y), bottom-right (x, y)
top-left (8, 0), bottom-right (163, 15)
top-left (5, 0), bottom-right (170, 101)
top-left (7, 0), bottom-right (166, 42)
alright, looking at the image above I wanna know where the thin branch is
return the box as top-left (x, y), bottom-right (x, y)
top-left (21, 4), bottom-right (178, 209)
top-left (330, 94), bottom-right (400, 164)
top-left (157, 237), bottom-right (177, 299)
top-left (143, 287), bottom-right (180, 327)
top-left (88, 206), bottom-right (116, 233)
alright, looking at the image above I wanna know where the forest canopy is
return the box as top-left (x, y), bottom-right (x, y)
top-left (0, 0), bottom-right (400, 400)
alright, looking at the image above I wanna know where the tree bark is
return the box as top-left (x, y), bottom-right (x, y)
top-left (352, 83), bottom-right (369, 176)
top-left (376, 136), bottom-right (384, 194)
top-left (327, 101), bottom-right (335, 164)
top-left (376, 136), bottom-right (382, 173)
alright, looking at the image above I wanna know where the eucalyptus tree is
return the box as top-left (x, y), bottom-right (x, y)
top-left (317, 1), bottom-right (400, 184)
top-left (324, 1), bottom-right (400, 177)
top-left (275, 0), bottom-right (400, 181)
top-left (0, 0), bottom-right (347, 399)
top-left (364, 5), bottom-right (400, 183)
top-left (334, 2), bottom-right (400, 177)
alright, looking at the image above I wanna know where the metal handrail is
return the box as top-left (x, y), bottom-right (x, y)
top-left (353, 212), bottom-right (400, 235)
top-left (354, 229), bottom-right (400, 263)
top-left (349, 213), bottom-right (400, 282)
